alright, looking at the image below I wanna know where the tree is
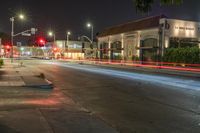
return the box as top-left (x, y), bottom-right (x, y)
top-left (133, 0), bottom-right (183, 13)
top-left (135, 0), bottom-right (154, 14)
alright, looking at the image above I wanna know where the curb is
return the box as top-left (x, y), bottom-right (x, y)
top-left (22, 78), bottom-right (54, 89)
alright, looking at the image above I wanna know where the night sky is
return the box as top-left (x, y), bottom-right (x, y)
top-left (0, 0), bottom-right (199, 40)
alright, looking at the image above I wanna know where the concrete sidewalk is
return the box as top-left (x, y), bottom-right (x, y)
top-left (0, 59), bottom-right (52, 88)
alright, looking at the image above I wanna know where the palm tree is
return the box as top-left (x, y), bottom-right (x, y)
top-left (135, 0), bottom-right (154, 14)
top-left (160, 0), bottom-right (183, 5)
top-left (134, 0), bottom-right (183, 13)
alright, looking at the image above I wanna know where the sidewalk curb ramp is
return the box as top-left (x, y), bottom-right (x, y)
top-left (21, 76), bottom-right (54, 89)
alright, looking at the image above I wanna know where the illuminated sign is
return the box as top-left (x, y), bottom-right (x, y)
top-left (165, 19), bottom-right (200, 38)
top-left (174, 26), bottom-right (195, 31)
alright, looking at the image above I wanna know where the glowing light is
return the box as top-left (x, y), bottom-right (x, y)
top-left (6, 45), bottom-right (10, 49)
top-left (19, 14), bottom-right (25, 20)
top-left (48, 31), bottom-right (53, 36)
top-left (20, 47), bottom-right (24, 51)
top-left (87, 23), bottom-right (92, 28)
top-left (53, 47), bottom-right (57, 51)
top-left (40, 39), bottom-right (44, 43)
top-left (67, 31), bottom-right (71, 35)
top-left (37, 37), bottom-right (46, 46)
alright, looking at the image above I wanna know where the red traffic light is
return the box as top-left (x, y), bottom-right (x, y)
top-left (5, 45), bottom-right (11, 49)
top-left (37, 37), bottom-right (46, 46)
top-left (39, 39), bottom-right (45, 44)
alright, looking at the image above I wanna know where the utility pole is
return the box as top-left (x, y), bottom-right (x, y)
top-left (10, 17), bottom-right (14, 63)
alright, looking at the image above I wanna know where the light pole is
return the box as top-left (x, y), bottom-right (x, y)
top-left (48, 31), bottom-right (56, 59)
top-left (10, 14), bottom-right (25, 63)
top-left (87, 23), bottom-right (93, 43)
top-left (48, 31), bottom-right (56, 45)
top-left (66, 31), bottom-right (71, 52)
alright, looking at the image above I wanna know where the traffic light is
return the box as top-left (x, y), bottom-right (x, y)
top-left (4, 45), bottom-right (11, 55)
top-left (36, 37), bottom-right (46, 47)
top-left (5, 45), bottom-right (10, 50)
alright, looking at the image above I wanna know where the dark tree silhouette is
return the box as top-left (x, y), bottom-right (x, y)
top-left (133, 0), bottom-right (183, 13)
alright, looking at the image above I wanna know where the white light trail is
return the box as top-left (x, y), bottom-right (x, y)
top-left (46, 62), bottom-right (200, 90)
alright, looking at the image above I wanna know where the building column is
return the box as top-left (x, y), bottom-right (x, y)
top-left (198, 39), bottom-right (200, 48)
top-left (121, 34), bottom-right (124, 61)
top-left (165, 36), bottom-right (169, 48)
top-left (108, 37), bottom-right (111, 61)
top-left (97, 42), bottom-right (100, 59)
top-left (136, 33), bottom-right (141, 59)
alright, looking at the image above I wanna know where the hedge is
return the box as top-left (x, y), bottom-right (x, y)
top-left (163, 47), bottom-right (200, 64)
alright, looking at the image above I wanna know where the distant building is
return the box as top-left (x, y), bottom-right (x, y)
top-left (97, 15), bottom-right (200, 62)
top-left (50, 40), bottom-right (97, 59)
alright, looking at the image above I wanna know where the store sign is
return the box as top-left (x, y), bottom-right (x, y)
top-left (165, 19), bottom-right (200, 38)
top-left (174, 26), bottom-right (195, 31)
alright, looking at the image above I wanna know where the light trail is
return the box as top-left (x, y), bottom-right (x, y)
top-left (46, 62), bottom-right (200, 91)
top-left (59, 59), bottom-right (200, 72)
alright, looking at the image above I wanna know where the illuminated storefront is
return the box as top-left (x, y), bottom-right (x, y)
top-left (52, 40), bottom-right (97, 59)
top-left (97, 15), bottom-right (200, 62)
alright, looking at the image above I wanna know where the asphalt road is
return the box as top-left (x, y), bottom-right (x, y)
top-left (25, 59), bottom-right (200, 133)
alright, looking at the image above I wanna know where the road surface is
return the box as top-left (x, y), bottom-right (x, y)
top-left (20, 59), bottom-right (200, 132)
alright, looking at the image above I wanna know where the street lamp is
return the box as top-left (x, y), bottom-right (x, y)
top-left (10, 14), bottom-right (25, 63)
top-left (64, 31), bottom-right (71, 58)
top-left (87, 23), bottom-right (93, 43)
top-left (48, 31), bottom-right (56, 44)
top-left (19, 14), bottom-right (25, 20)
top-left (66, 31), bottom-right (71, 49)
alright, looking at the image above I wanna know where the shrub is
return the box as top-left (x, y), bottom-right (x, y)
top-left (114, 55), bottom-right (122, 60)
top-left (163, 47), bottom-right (200, 64)
top-left (132, 55), bottom-right (140, 61)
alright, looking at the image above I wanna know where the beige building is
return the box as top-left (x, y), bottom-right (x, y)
top-left (97, 15), bottom-right (200, 62)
